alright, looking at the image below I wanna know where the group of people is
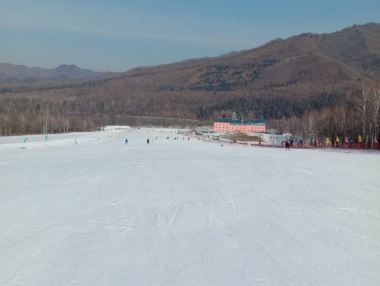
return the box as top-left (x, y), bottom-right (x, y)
top-left (166, 136), bottom-right (190, 140)
top-left (284, 138), bottom-right (303, 150)
top-left (124, 137), bottom-right (154, 144)
top-left (284, 139), bottom-right (294, 151)
top-left (124, 138), bottom-right (150, 144)
top-left (124, 134), bottom-right (190, 145)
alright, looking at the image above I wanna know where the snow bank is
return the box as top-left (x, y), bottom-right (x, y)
top-left (102, 125), bottom-right (131, 131)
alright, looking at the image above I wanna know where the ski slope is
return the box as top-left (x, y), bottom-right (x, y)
top-left (1, 128), bottom-right (380, 286)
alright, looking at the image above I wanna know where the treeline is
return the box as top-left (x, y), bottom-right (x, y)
top-left (196, 92), bottom-right (342, 119)
top-left (0, 109), bottom-right (206, 136)
top-left (271, 83), bottom-right (380, 147)
top-left (0, 90), bottom-right (207, 135)
top-left (0, 91), bottom-right (338, 135)
top-left (0, 80), bottom-right (378, 142)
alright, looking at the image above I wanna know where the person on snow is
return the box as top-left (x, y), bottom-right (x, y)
top-left (147, 138), bottom-right (150, 144)
top-left (125, 138), bottom-right (128, 144)
top-left (285, 141), bottom-right (291, 151)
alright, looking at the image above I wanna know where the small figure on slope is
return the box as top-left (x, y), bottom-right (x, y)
top-left (285, 141), bottom-right (291, 151)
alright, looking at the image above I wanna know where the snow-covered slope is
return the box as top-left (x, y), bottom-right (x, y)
top-left (0, 128), bottom-right (379, 286)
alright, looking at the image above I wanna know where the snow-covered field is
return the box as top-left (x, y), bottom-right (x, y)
top-left (1, 128), bottom-right (379, 286)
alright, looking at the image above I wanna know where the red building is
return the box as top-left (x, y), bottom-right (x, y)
top-left (214, 113), bottom-right (266, 133)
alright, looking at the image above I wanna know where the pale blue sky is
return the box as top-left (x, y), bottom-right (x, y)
top-left (1, 0), bottom-right (379, 71)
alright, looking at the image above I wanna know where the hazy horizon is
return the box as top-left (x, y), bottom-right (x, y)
top-left (1, 0), bottom-right (379, 72)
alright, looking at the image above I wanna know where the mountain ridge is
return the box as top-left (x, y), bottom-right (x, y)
top-left (0, 63), bottom-right (120, 86)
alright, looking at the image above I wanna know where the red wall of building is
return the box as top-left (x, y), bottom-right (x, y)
top-left (214, 122), bottom-right (266, 133)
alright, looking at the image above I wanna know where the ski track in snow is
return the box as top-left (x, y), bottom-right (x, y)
top-left (0, 128), bottom-right (380, 286)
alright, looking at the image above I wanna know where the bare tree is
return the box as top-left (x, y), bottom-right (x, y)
top-left (42, 107), bottom-right (50, 134)
top-left (359, 84), bottom-right (371, 139)
top-left (370, 84), bottom-right (380, 147)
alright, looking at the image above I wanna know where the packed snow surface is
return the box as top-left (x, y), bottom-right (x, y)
top-left (1, 128), bottom-right (380, 286)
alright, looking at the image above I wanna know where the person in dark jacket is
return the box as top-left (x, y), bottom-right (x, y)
top-left (285, 141), bottom-right (291, 150)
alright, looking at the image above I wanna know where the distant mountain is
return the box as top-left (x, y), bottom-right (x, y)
top-left (122, 23), bottom-right (380, 92)
top-left (0, 63), bottom-right (120, 87)
top-left (80, 22), bottom-right (380, 119)
top-left (1, 23), bottom-right (380, 134)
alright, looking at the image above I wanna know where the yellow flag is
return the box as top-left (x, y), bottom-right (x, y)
top-left (358, 135), bottom-right (362, 143)
top-left (336, 136), bottom-right (340, 143)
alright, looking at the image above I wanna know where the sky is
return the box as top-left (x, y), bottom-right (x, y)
top-left (1, 0), bottom-right (379, 72)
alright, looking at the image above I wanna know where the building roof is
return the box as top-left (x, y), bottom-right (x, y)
top-left (215, 118), bottom-right (265, 125)
top-left (245, 118), bottom-right (266, 124)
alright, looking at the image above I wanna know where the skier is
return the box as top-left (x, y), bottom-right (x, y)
top-left (285, 141), bottom-right (291, 151)
top-left (147, 138), bottom-right (150, 144)
top-left (125, 138), bottom-right (128, 144)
